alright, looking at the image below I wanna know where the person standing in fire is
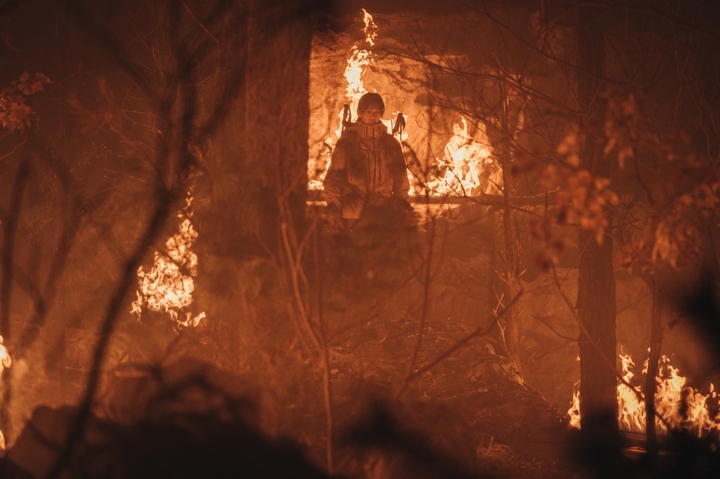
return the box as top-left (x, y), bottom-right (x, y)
top-left (324, 92), bottom-right (410, 232)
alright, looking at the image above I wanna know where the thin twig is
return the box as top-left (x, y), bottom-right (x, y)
top-left (45, 188), bottom-right (178, 479)
top-left (312, 222), bottom-right (333, 473)
top-left (182, 1), bottom-right (219, 45)
top-left (407, 289), bottom-right (524, 384)
top-left (278, 199), bottom-right (334, 472)
top-left (533, 315), bottom-right (577, 341)
top-left (279, 218), bottom-right (322, 354)
top-left (395, 198), bottom-right (436, 400)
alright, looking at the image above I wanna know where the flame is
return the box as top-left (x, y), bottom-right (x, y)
top-left (568, 350), bottom-right (720, 437)
top-left (415, 117), bottom-right (497, 196)
top-left (131, 197), bottom-right (206, 329)
top-left (333, 47), bottom-right (371, 140)
top-left (362, 8), bottom-right (378, 46)
top-left (0, 335), bottom-right (10, 450)
top-left (0, 335), bottom-right (11, 373)
top-left (334, 9), bottom-right (378, 139)
top-left (617, 351), bottom-right (645, 432)
top-left (568, 381), bottom-right (581, 429)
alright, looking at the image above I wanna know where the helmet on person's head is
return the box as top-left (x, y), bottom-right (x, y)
top-left (357, 92), bottom-right (385, 115)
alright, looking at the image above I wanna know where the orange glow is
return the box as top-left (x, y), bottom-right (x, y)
top-left (362, 8), bottom-right (378, 46)
top-left (309, 12), bottom-right (499, 198)
top-left (418, 117), bottom-right (498, 196)
top-left (616, 351), bottom-right (646, 432)
top-left (0, 335), bottom-right (11, 372)
top-left (0, 335), bottom-right (10, 450)
top-left (568, 350), bottom-right (720, 437)
top-left (131, 197), bottom-right (206, 329)
top-left (568, 381), bottom-right (581, 429)
top-left (336, 9), bottom-right (379, 138)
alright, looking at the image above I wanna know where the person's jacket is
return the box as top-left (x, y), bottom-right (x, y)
top-left (324, 121), bottom-right (409, 219)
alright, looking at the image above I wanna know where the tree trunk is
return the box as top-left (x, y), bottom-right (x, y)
top-left (245, 2), bottom-right (334, 470)
top-left (575, 4), bottom-right (619, 437)
top-left (577, 228), bottom-right (617, 420)
top-left (245, 0), bottom-right (314, 244)
top-left (643, 276), bottom-right (663, 459)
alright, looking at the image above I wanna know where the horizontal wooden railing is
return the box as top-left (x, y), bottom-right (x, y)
top-left (306, 189), bottom-right (554, 206)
